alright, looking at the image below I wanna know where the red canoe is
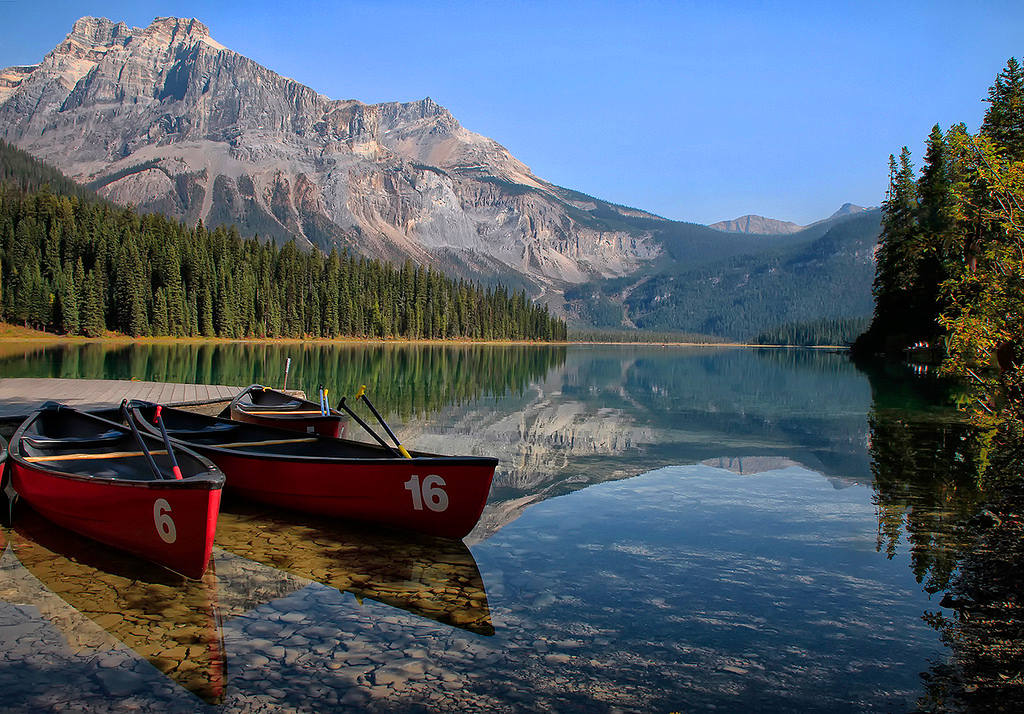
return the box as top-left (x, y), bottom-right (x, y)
top-left (228, 384), bottom-right (348, 438)
top-left (1, 432), bottom-right (7, 496)
top-left (7, 403), bottom-right (225, 579)
top-left (129, 401), bottom-right (496, 540)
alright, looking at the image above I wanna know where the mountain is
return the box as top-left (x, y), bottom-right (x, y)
top-left (708, 215), bottom-right (804, 235)
top-left (827, 202), bottom-right (868, 219)
top-left (565, 208), bottom-right (881, 339)
top-left (709, 203), bottom-right (870, 235)
top-left (0, 16), bottom-right (664, 298)
top-left (0, 16), bottom-right (882, 337)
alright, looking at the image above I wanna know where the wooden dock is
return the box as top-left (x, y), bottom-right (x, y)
top-left (0, 378), bottom-right (244, 425)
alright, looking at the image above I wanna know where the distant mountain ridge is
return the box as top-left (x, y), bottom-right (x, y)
top-left (708, 215), bottom-right (804, 235)
top-left (710, 203), bottom-right (870, 235)
top-left (566, 207), bottom-right (881, 339)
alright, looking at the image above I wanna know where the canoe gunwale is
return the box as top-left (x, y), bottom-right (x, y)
top-left (131, 401), bottom-right (496, 467)
top-left (10, 406), bottom-right (225, 489)
top-left (7, 403), bottom-right (225, 579)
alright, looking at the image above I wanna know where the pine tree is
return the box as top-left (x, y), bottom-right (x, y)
top-left (56, 260), bottom-right (80, 334)
top-left (80, 269), bottom-right (105, 337)
top-left (910, 124), bottom-right (953, 342)
top-left (859, 148), bottom-right (919, 353)
top-left (152, 287), bottom-right (170, 335)
top-left (981, 57), bottom-right (1024, 160)
top-left (114, 238), bottom-right (149, 336)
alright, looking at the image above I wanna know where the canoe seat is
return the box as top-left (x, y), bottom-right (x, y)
top-left (242, 401), bottom-right (303, 411)
top-left (23, 429), bottom-right (126, 450)
top-left (167, 422), bottom-right (240, 437)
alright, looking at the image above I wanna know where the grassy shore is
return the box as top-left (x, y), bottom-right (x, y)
top-left (0, 322), bottom-right (853, 349)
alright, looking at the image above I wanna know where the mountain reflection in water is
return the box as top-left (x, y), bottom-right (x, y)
top-left (0, 342), bottom-right (994, 711)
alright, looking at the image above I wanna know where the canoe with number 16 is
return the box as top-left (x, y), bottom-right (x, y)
top-left (128, 401), bottom-right (497, 540)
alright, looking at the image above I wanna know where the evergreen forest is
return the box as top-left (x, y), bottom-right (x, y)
top-left (855, 58), bottom-right (1024, 465)
top-left (0, 141), bottom-right (567, 342)
top-left (565, 209), bottom-right (881, 342)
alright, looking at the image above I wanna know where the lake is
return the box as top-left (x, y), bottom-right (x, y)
top-left (0, 342), bottom-right (978, 712)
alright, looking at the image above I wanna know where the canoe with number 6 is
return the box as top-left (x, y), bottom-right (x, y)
top-left (127, 401), bottom-right (497, 540)
top-left (6, 403), bottom-right (225, 579)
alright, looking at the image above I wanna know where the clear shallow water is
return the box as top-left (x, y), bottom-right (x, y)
top-left (0, 344), bottom-right (973, 712)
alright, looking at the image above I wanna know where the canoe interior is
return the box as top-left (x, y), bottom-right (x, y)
top-left (234, 384), bottom-right (340, 415)
top-left (132, 402), bottom-right (496, 466)
top-left (15, 406), bottom-right (220, 482)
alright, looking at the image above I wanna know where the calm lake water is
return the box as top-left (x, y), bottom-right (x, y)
top-left (0, 342), bottom-right (978, 712)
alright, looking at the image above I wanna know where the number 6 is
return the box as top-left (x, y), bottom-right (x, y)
top-left (154, 498), bottom-right (177, 543)
top-left (421, 474), bottom-right (449, 512)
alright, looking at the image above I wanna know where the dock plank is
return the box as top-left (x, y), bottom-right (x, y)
top-left (0, 378), bottom-right (243, 422)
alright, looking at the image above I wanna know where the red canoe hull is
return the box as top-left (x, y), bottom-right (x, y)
top-left (200, 450), bottom-right (494, 539)
top-left (9, 461), bottom-right (222, 579)
top-left (130, 402), bottom-right (496, 540)
top-left (9, 405), bottom-right (225, 579)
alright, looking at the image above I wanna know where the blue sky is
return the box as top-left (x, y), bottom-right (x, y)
top-left (2, 0), bottom-right (1022, 225)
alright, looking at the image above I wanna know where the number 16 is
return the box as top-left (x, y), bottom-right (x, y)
top-left (404, 474), bottom-right (449, 512)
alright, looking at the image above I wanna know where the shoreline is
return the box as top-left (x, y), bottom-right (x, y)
top-left (0, 326), bottom-right (848, 350)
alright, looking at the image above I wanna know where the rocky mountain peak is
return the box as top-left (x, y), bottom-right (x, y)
top-left (709, 203), bottom-right (873, 235)
top-left (68, 16), bottom-right (131, 47)
top-left (68, 16), bottom-right (221, 51)
top-left (829, 202), bottom-right (866, 219)
top-left (0, 16), bottom-right (660, 301)
top-left (708, 214), bottom-right (804, 235)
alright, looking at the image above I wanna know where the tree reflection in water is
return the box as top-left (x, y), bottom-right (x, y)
top-left (918, 456), bottom-right (1024, 713)
top-left (868, 412), bottom-right (982, 594)
top-left (866, 372), bottom-right (1024, 712)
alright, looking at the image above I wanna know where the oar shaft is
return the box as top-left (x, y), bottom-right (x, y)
top-left (121, 401), bottom-right (164, 479)
top-left (359, 391), bottom-right (411, 459)
top-left (338, 397), bottom-right (400, 455)
top-left (154, 405), bottom-right (183, 479)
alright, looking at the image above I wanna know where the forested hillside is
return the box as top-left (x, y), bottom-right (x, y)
top-left (0, 141), bottom-right (566, 341)
top-left (566, 209), bottom-right (880, 341)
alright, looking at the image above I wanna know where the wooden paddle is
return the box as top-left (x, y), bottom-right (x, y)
top-left (237, 410), bottom-right (326, 415)
top-left (25, 450), bottom-right (170, 463)
top-left (25, 435), bottom-right (319, 461)
top-left (215, 437), bottom-right (319, 449)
